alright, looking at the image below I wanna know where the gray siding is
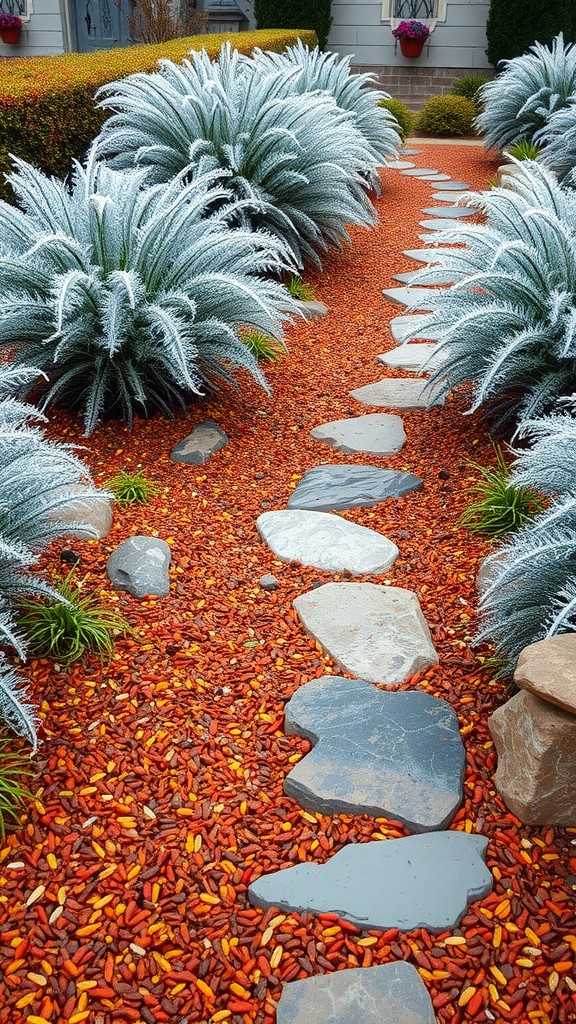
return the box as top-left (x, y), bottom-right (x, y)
top-left (1, 0), bottom-right (65, 55)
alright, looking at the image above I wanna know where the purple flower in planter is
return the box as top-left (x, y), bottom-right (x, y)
top-left (0, 13), bottom-right (22, 27)
top-left (392, 20), bottom-right (430, 41)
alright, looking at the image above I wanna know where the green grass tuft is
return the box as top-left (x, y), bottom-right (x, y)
top-left (506, 140), bottom-right (541, 160)
top-left (241, 329), bottom-right (286, 363)
top-left (459, 445), bottom-right (545, 538)
top-left (287, 276), bottom-right (316, 302)
top-left (0, 737), bottom-right (33, 841)
top-left (104, 469), bottom-right (160, 504)
top-left (19, 571), bottom-right (131, 666)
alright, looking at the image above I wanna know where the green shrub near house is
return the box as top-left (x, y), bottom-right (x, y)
top-left (255, 0), bottom-right (332, 50)
top-left (378, 98), bottom-right (414, 141)
top-left (417, 95), bottom-right (477, 137)
top-left (0, 28), bottom-right (316, 201)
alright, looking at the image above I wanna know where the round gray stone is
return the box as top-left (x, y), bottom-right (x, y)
top-left (170, 421), bottom-right (228, 465)
top-left (350, 378), bottom-right (444, 410)
top-left (257, 510), bottom-right (399, 575)
top-left (106, 536), bottom-right (171, 599)
top-left (310, 414), bottom-right (406, 457)
top-left (284, 677), bottom-right (465, 831)
top-left (288, 465), bottom-right (423, 512)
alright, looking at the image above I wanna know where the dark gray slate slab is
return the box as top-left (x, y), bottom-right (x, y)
top-left (422, 207), bottom-right (475, 219)
top-left (276, 962), bottom-right (437, 1024)
top-left (311, 413), bottom-right (406, 456)
top-left (249, 831), bottom-right (492, 932)
top-left (293, 582), bottom-right (438, 685)
top-left (284, 676), bottom-right (465, 831)
top-left (350, 378), bottom-right (444, 409)
top-left (432, 181), bottom-right (470, 190)
top-left (107, 536), bottom-right (171, 599)
top-left (382, 287), bottom-right (439, 310)
top-left (257, 510), bottom-right (399, 575)
top-left (288, 465), bottom-right (423, 512)
top-left (170, 421), bottom-right (228, 465)
top-left (390, 314), bottom-right (441, 343)
top-left (393, 270), bottom-right (456, 286)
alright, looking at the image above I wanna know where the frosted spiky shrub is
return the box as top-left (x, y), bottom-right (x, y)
top-left (478, 405), bottom-right (576, 671)
top-left (476, 34), bottom-right (576, 152)
top-left (537, 104), bottom-right (576, 182)
top-left (250, 41), bottom-right (401, 183)
top-left (0, 365), bottom-right (108, 748)
top-left (0, 151), bottom-right (294, 435)
top-left (96, 44), bottom-right (379, 265)
top-left (411, 161), bottom-right (576, 427)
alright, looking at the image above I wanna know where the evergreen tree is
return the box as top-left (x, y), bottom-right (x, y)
top-left (255, 0), bottom-right (332, 50)
top-left (486, 0), bottom-right (576, 66)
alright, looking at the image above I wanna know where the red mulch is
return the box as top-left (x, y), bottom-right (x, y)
top-left (0, 143), bottom-right (574, 1024)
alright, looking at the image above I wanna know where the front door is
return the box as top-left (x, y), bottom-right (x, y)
top-left (73, 0), bottom-right (132, 51)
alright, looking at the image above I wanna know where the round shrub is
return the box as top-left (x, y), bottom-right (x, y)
top-left (417, 95), bottom-right (477, 137)
top-left (378, 97), bottom-right (414, 141)
top-left (451, 74), bottom-right (491, 104)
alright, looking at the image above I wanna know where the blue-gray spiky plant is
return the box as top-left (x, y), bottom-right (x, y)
top-left (476, 34), bottom-right (576, 152)
top-left (0, 149), bottom-right (295, 435)
top-left (478, 404), bottom-right (576, 672)
top-left (250, 40), bottom-right (401, 187)
top-left (96, 43), bottom-right (380, 266)
top-left (536, 104), bottom-right (576, 183)
top-left (0, 365), bottom-right (109, 748)
top-left (408, 160), bottom-right (576, 428)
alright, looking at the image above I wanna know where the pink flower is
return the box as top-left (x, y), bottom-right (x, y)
top-left (392, 20), bottom-right (430, 41)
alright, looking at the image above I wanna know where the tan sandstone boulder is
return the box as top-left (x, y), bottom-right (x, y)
top-left (514, 633), bottom-right (576, 715)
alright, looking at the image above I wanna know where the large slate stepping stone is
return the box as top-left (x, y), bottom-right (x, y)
top-left (382, 287), bottom-right (439, 310)
top-left (401, 168), bottom-right (440, 176)
top-left (423, 206), bottom-right (475, 219)
top-left (277, 962), bottom-right (436, 1024)
top-left (431, 192), bottom-right (468, 203)
top-left (412, 173), bottom-right (451, 181)
top-left (420, 219), bottom-right (466, 231)
top-left (390, 314), bottom-right (441, 343)
top-left (387, 160), bottom-right (416, 169)
top-left (378, 344), bottom-right (443, 373)
top-left (288, 465), bottom-right (423, 512)
top-left (350, 378), bottom-right (444, 409)
top-left (311, 414), bottom-right (406, 456)
top-left (393, 270), bottom-right (455, 285)
top-left (249, 831), bottom-right (492, 932)
top-left (403, 248), bottom-right (443, 263)
top-left (401, 148), bottom-right (422, 155)
top-left (257, 510), bottom-right (399, 575)
top-left (284, 677), bottom-right (465, 831)
top-left (293, 582), bottom-right (438, 685)
top-left (433, 180), bottom-right (470, 190)
top-left (170, 421), bottom-right (228, 465)
top-left (107, 536), bottom-right (171, 599)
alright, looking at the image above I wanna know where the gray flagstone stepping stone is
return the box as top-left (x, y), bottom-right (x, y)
top-left (382, 287), bottom-right (439, 309)
top-left (170, 420), bottom-right (228, 465)
top-left (418, 233), bottom-right (438, 242)
top-left (420, 219), bottom-right (466, 231)
top-left (284, 676), bottom-right (465, 830)
top-left (293, 582), bottom-right (438, 685)
top-left (423, 206), bottom-right (475, 219)
top-left (401, 148), bottom-right (421, 155)
top-left (311, 413), bottom-right (406, 457)
top-left (403, 248), bottom-right (443, 263)
top-left (387, 160), bottom-right (416, 169)
top-left (433, 180), bottom-right (470, 190)
top-left (401, 168), bottom-right (439, 176)
top-left (288, 465), bottom-right (423, 512)
top-left (431, 192), bottom-right (468, 203)
top-left (249, 831), bottom-right (492, 932)
top-left (390, 314), bottom-right (441, 343)
top-left (393, 270), bottom-right (456, 285)
top-left (257, 510), bottom-right (399, 575)
top-left (379, 344), bottom-right (443, 373)
top-left (350, 378), bottom-right (444, 409)
top-left (276, 961), bottom-right (436, 1024)
top-left (413, 173), bottom-right (451, 181)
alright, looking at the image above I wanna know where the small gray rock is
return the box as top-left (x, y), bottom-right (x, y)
top-left (294, 299), bottom-right (329, 321)
top-left (288, 465), bottom-right (423, 512)
top-left (259, 573), bottom-right (279, 592)
top-left (257, 510), bottom-right (399, 575)
top-left (277, 962), bottom-right (436, 1024)
top-left (170, 421), bottom-right (228, 465)
top-left (311, 414), bottom-right (406, 457)
top-left (107, 536), bottom-right (171, 599)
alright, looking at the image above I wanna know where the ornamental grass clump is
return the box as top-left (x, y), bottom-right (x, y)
top-left (0, 150), bottom-right (295, 435)
top-left (476, 33), bottom-right (576, 152)
top-left (105, 469), bottom-right (160, 504)
top-left (96, 43), bottom-right (381, 266)
top-left (0, 734), bottom-right (33, 841)
top-left (459, 445), bottom-right (544, 538)
top-left (409, 160), bottom-right (576, 429)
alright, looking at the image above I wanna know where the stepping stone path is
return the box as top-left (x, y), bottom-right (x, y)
top-left (420, 219), bottom-right (466, 231)
top-left (350, 378), bottom-right (444, 409)
top-left (293, 582), bottom-right (438, 685)
top-left (382, 286), bottom-right (439, 309)
top-left (412, 173), bottom-right (451, 181)
top-left (393, 270), bottom-right (456, 285)
top-left (400, 168), bottom-right (442, 177)
top-left (284, 676), bottom-right (465, 831)
top-left (107, 536), bottom-right (171, 599)
top-left (431, 192), bottom-right (468, 203)
top-left (288, 465), bottom-right (423, 511)
top-left (311, 413), bottom-right (406, 457)
top-left (379, 344), bottom-right (443, 373)
top-left (170, 420), bottom-right (228, 465)
top-left (390, 314), bottom-right (441, 343)
top-left (401, 149), bottom-right (421, 155)
top-left (422, 206), bottom-right (475, 219)
top-left (249, 831), bottom-right (492, 931)
top-left (276, 962), bottom-right (436, 1024)
top-left (295, 299), bottom-right (329, 321)
top-left (387, 160), bottom-right (415, 169)
top-left (257, 510), bottom-right (399, 575)
top-left (403, 248), bottom-right (443, 263)
top-left (432, 180), bottom-right (470, 190)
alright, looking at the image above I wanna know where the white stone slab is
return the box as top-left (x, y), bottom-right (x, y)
top-left (257, 510), bottom-right (399, 575)
top-left (431, 192), bottom-right (468, 203)
top-left (378, 344), bottom-right (444, 373)
top-left (413, 173), bottom-right (451, 181)
top-left (350, 377), bottom-right (444, 409)
top-left (402, 248), bottom-right (444, 263)
top-left (433, 180), bottom-right (470, 190)
top-left (382, 287), bottom-right (439, 310)
top-left (390, 314), bottom-right (441, 343)
top-left (311, 413), bottom-right (406, 456)
top-left (401, 168), bottom-right (440, 176)
top-left (393, 270), bottom-right (456, 285)
top-left (420, 219), bottom-right (466, 230)
top-left (422, 206), bottom-right (475, 219)
top-left (387, 160), bottom-right (416, 169)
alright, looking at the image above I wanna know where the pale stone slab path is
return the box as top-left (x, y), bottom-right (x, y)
top-left (311, 413), bottom-right (406, 457)
top-left (379, 344), bottom-right (443, 373)
top-left (401, 168), bottom-right (440, 177)
top-left (387, 160), bottom-right (416, 169)
top-left (403, 248), bottom-right (444, 263)
top-left (382, 287), bottom-right (439, 309)
top-left (249, 831), bottom-right (492, 932)
top-left (284, 676), bottom-right (465, 831)
top-left (170, 420), bottom-right (228, 465)
top-left (420, 219), bottom-right (466, 231)
top-left (293, 582), bottom-right (438, 685)
top-left (257, 510), bottom-right (399, 575)
top-left (276, 962), bottom-right (436, 1024)
top-left (350, 378), bottom-right (444, 409)
top-left (401, 149), bottom-right (422, 155)
top-left (393, 270), bottom-right (455, 285)
top-left (288, 465), bottom-right (423, 512)
top-left (431, 192), bottom-right (468, 203)
top-left (422, 206), bottom-right (475, 219)
top-left (433, 180), bottom-right (470, 190)
top-left (412, 173), bottom-right (451, 181)
top-left (390, 314), bottom-right (441, 343)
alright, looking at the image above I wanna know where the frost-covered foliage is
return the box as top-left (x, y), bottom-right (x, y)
top-left (0, 151), bottom-right (295, 435)
top-left (537, 104), bottom-right (576, 182)
top-left (0, 365), bottom-right (108, 748)
top-left (410, 161), bottom-right (576, 427)
top-left (96, 44), bottom-right (381, 265)
top-left (250, 41), bottom-right (401, 178)
top-left (478, 405), bottom-right (576, 671)
top-left (476, 34), bottom-right (576, 151)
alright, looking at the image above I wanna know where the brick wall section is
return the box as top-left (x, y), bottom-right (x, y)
top-left (352, 64), bottom-right (492, 108)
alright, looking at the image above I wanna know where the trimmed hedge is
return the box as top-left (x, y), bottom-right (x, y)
top-left (486, 0), bottom-right (576, 66)
top-left (0, 28), bottom-right (316, 200)
top-left (417, 95), bottom-right (477, 137)
top-left (255, 0), bottom-right (332, 50)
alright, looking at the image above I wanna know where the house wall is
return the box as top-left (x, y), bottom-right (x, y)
top-left (0, 0), bottom-right (66, 56)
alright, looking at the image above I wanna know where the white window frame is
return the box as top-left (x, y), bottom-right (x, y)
top-left (381, 0), bottom-right (447, 33)
top-left (0, 0), bottom-right (32, 21)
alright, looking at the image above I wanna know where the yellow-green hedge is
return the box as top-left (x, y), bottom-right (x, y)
top-left (0, 28), bottom-right (317, 200)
